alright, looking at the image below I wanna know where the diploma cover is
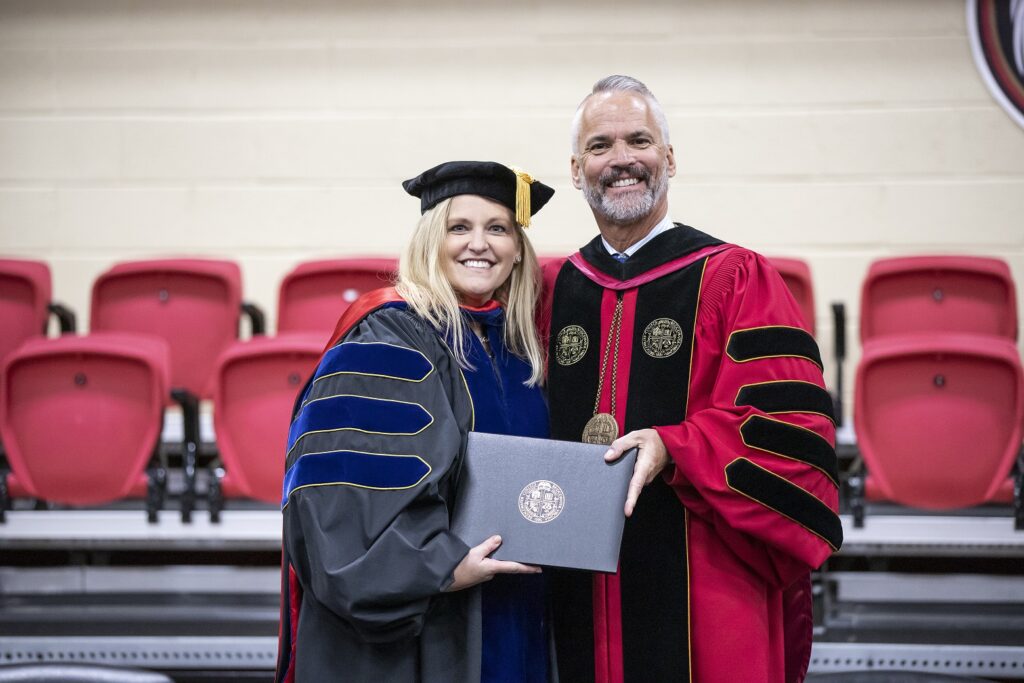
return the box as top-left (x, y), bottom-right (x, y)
top-left (451, 432), bottom-right (637, 572)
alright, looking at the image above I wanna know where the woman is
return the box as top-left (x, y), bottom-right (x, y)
top-left (276, 161), bottom-right (555, 682)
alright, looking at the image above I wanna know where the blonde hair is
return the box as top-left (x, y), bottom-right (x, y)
top-left (396, 197), bottom-right (545, 386)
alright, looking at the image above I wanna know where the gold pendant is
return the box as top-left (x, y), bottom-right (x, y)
top-left (582, 413), bottom-right (618, 445)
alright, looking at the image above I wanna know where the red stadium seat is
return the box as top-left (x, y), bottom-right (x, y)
top-left (0, 333), bottom-right (169, 522)
top-left (768, 257), bottom-right (816, 335)
top-left (277, 258), bottom-right (397, 337)
top-left (208, 335), bottom-right (322, 519)
top-left (0, 259), bottom-right (76, 364)
top-left (851, 255), bottom-right (1023, 527)
top-left (90, 258), bottom-right (266, 521)
top-left (90, 259), bottom-right (245, 398)
top-left (860, 255), bottom-right (1017, 343)
top-left (0, 259), bottom-right (51, 364)
top-left (854, 333), bottom-right (1023, 510)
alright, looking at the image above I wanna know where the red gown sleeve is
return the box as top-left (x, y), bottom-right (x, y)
top-left (654, 248), bottom-right (842, 587)
top-left (538, 257), bottom-right (568, 379)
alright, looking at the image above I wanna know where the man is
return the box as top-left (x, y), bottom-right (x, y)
top-left (542, 75), bottom-right (842, 683)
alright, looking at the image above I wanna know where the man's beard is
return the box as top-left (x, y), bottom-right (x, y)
top-left (581, 163), bottom-right (669, 225)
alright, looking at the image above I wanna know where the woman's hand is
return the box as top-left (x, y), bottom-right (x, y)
top-left (446, 535), bottom-right (541, 592)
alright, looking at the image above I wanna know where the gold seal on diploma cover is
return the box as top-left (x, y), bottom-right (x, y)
top-left (556, 325), bottom-right (589, 366)
top-left (518, 480), bottom-right (565, 523)
top-left (642, 318), bottom-right (683, 358)
top-left (582, 412), bottom-right (618, 445)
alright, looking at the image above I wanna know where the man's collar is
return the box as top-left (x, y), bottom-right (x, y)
top-left (580, 223), bottom-right (726, 282)
top-left (601, 214), bottom-right (676, 258)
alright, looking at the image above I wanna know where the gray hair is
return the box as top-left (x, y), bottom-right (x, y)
top-left (570, 75), bottom-right (671, 155)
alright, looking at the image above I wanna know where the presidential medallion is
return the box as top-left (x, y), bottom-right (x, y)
top-left (518, 480), bottom-right (565, 524)
top-left (642, 318), bottom-right (684, 358)
top-left (555, 325), bottom-right (589, 366)
top-left (582, 412), bottom-right (618, 445)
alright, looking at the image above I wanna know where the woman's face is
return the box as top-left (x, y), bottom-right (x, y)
top-left (442, 194), bottom-right (520, 307)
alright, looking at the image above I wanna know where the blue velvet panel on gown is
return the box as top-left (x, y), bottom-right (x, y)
top-left (456, 306), bottom-right (550, 683)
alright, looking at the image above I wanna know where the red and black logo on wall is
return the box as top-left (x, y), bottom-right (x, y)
top-left (968, 0), bottom-right (1024, 129)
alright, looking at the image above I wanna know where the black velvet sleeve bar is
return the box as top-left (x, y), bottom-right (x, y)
top-left (735, 381), bottom-right (836, 423)
top-left (726, 326), bottom-right (823, 369)
top-left (725, 457), bottom-right (843, 550)
top-left (739, 415), bottom-right (839, 487)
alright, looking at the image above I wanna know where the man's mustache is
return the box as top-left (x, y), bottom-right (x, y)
top-left (599, 165), bottom-right (651, 188)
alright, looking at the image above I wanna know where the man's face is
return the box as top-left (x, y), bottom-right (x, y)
top-left (571, 91), bottom-right (676, 226)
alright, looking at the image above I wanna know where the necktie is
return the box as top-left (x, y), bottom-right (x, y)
top-left (613, 253), bottom-right (628, 263)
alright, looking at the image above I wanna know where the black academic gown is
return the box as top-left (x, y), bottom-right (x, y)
top-left (276, 294), bottom-right (550, 683)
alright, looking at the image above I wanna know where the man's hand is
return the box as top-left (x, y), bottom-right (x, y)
top-left (446, 535), bottom-right (541, 592)
top-left (605, 428), bottom-right (670, 517)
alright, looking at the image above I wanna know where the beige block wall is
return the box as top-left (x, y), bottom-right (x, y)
top-left (2, 0), bottom-right (1023, 421)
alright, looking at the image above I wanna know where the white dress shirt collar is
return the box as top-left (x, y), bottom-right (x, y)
top-left (602, 214), bottom-right (676, 259)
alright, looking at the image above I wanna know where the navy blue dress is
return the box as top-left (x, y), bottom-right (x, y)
top-left (457, 304), bottom-right (550, 683)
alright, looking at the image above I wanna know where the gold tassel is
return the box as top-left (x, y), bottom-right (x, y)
top-left (510, 166), bottom-right (534, 228)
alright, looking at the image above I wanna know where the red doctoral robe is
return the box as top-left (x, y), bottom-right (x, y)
top-left (540, 225), bottom-right (842, 683)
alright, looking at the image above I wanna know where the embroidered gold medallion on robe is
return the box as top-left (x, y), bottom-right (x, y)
top-left (555, 325), bottom-right (589, 366)
top-left (642, 318), bottom-right (684, 358)
top-left (582, 297), bottom-right (624, 445)
top-left (582, 412), bottom-right (618, 445)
